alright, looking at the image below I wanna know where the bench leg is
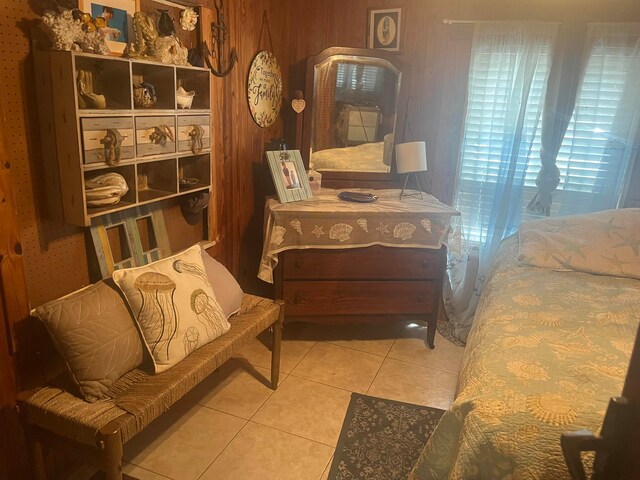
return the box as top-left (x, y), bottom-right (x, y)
top-left (271, 302), bottom-right (284, 389)
top-left (24, 425), bottom-right (47, 480)
top-left (97, 423), bottom-right (124, 480)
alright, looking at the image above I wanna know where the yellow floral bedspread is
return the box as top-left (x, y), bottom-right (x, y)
top-left (410, 236), bottom-right (640, 480)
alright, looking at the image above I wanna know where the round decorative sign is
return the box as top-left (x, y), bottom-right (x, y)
top-left (247, 51), bottom-right (283, 128)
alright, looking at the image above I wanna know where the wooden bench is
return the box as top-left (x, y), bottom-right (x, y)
top-left (17, 294), bottom-right (284, 480)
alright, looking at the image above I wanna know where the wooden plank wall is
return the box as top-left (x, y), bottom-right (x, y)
top-left (269, 0), bottom-right (640, 205)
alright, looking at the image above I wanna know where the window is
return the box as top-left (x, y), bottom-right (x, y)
top-left (456, 27), bottom-right (554, 244)
top-left (335, 63), bottom-right (385, 102)
top-left (457, 24), bottom-right (640, 245)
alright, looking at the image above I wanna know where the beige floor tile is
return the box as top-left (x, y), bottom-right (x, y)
top-left (319, 455), bottom-right (333, 480)
top-left (182, 358), bottom-right (285, 419)
top-left (252, 376), bottom-right (353, 446)
top-left (290, 343), bottom-right (384, 393)
top-left (367, 358), bottom-right (458, 410)
top-left (200, 422), bottom-right (334, 480)
top-left (390, 328), bottom-right (465, 374)
top-left (122, 463), bottom-right (173, 480)
top-left (233, 328), bottom-right (316, 374)
top-left (124, 401), bottom-right (246, 480)
top-left (293, 322), bottom-right (400, 357)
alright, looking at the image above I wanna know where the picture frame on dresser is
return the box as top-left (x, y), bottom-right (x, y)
top-left (78, 0), bottom-right (136, 55)
top-left (266, 150), bottom-right (313, 203)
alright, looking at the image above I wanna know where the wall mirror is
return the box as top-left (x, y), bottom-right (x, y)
top-left (302, 47), bottom-right (407, 183)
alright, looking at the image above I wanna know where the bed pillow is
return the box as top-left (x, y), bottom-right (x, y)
top-left (32, 279), bottom-right (144, 402)
top-left (201, 250), bottom-right (242, 318)
top-left (112, 244), bottom-right (230, 373)
top-left (518, 208), bottom-right (640, 279)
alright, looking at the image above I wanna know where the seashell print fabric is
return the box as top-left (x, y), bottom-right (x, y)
top-left (258, 188), bottom-right (461, 283)
top-left (410, 236), bottom-right (640, 480)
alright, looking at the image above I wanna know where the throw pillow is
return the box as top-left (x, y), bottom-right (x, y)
top-left (201, 249), bottom-right (242, 318)
top-left (518, 208), bottom-right (640, 279)
top-left (32, 279), bottom-right (144, 402)
top-left (112, 244), bottom-right (230, 373)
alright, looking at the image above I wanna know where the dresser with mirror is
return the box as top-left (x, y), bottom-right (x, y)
top-left (268, 47), bottom-right (456, 349)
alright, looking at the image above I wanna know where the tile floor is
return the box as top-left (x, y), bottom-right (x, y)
top-left (122, 321), bottom-right (465, 480)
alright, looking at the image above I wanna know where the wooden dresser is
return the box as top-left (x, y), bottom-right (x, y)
top-left (274, 245), bottom-right (447, 348)
top-left (260, 188), bottom-right (459, 349)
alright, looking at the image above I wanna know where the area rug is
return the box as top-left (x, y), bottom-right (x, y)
top-left (328, 393), bottom-right (445, 480)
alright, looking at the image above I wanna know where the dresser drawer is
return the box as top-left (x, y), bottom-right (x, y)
top-left (282, 246), bottom-right (444, 280)
top-left (282, 280), bottom-right (437, 316)
top-left (135, 116), bottom-right (176, 156)
top-left (177, 115), bottom-right (210, 153)
top-left (81, 117), bottom-right (135, 165)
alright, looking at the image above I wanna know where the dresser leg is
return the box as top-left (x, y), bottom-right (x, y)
top-left (426, 316), bottom-right (436, 349)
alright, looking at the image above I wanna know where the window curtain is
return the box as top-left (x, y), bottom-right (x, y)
top-left (550, 24), bottom-right (640, 214)
top-left (527, 24), bottom-right (588, 215)
top-left (445, 22), bottom-right (559, 343)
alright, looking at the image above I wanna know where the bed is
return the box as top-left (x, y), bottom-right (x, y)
top-left (309, 141), bottom-right (390, 172)
top-left (411, 209), bottom-right (640, 479)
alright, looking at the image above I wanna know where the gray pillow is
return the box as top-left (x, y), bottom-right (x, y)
top-left (201, 250), bottom-right (243, 318)
top-left (32, 279), bottom-right (144, 402)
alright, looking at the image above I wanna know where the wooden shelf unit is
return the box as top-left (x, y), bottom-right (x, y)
top-left (34, 50), bottom-right (212, 226)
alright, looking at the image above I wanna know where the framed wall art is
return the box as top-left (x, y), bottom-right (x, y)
top-left (266, 150), bottom-right (312, 203)
top-left (79, 0), bottom-right (136, 55)
top-left (367, 7), bottom-right (402, 52)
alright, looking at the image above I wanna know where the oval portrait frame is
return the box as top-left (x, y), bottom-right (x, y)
top-left (247, 50), bottom-right (283, 128)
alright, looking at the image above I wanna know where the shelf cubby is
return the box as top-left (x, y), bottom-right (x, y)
top-left (179, 155), bottom-right (211, 192)
top-left (176, 67), bottom-right (211, 110)
top-left (132, 62), bottom-right (176, 110)
top-left (84, 164), bottom-right (137, 216)
top-left (75, 56), bottom-right (132, 110)
top-left (137, 159), bottom-right (178, 202)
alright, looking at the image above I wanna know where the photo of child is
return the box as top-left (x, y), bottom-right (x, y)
top-left (281, 161), bottom-right (301, 190)
top-left (91, 4), bottom-right (128, 43)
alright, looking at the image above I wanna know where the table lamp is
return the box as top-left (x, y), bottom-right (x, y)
top-left (395, 141), bottom-right (427, 200)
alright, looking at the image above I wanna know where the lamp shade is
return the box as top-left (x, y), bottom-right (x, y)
top-left (395, 141), bottom-right (428, 174)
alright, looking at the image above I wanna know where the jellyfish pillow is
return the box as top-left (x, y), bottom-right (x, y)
top-left (112, 244), bottom-right (230, 373)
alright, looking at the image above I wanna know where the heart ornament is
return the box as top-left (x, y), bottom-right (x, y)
top-left (291, 99), bottom-right (306, 113)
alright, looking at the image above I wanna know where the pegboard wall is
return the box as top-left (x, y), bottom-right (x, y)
top-left (0, 2), bottom-right (204, 307)
top-left (0, 1), bottom-right (90, 307)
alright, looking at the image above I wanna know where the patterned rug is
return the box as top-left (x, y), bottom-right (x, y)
top-left (328, 394), bottom-right (445, 480)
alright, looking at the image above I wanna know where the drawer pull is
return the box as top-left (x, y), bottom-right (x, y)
top-left (295, 259), bottom-right (304, 268)
top-left (189, 124), bottom-right (205, 154)
top-left (101, 128), bottom-right (122, 166)
top-left (421, 259), bottom-right (430, 269)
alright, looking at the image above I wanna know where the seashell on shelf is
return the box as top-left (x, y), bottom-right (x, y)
top-left (393, 222), bottom-right (416, 241)
top-left (271, 225), bottom-right (286, 246)
top-left (290, 219), bottom-right (303, 235)
top-left (356, 218), bottom-right (368, 232)
top-left (421, 218), bottom-right (432, 233)
top-left (329, 223), bottom-right (353, 243)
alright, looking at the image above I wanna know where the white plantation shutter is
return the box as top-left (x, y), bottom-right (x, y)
top-left (336, 63), bottom-right (384, 94)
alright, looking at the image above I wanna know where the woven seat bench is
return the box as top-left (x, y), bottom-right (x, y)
top-left (17, 294), bottom-right (284, 480)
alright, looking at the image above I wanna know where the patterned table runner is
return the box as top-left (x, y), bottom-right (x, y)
top-left (258, 188), bottom-right (460, 283)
